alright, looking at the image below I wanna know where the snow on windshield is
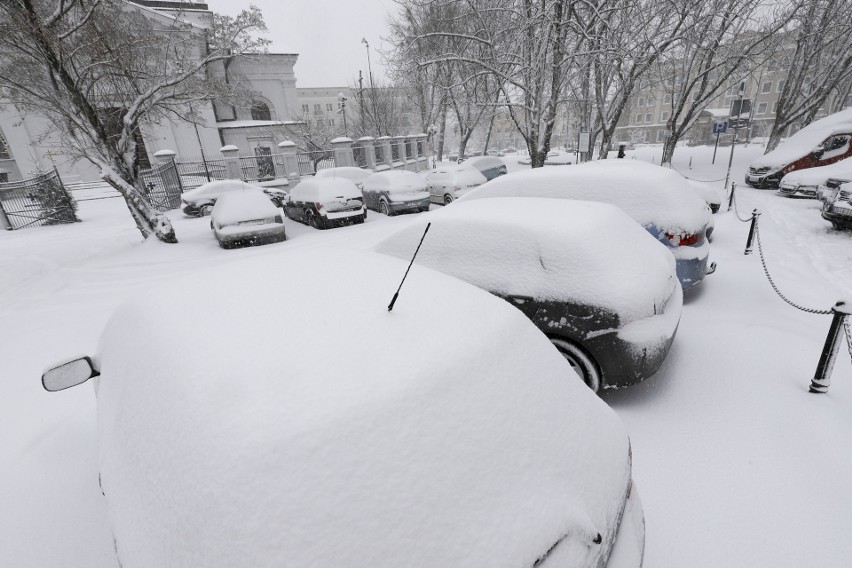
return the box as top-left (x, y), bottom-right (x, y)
top-left (211, 189), bottom-right (279, 225)
top-left (289, 177), bottom-right (362, 202)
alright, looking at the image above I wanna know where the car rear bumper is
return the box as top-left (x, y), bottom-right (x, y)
top-left (822, 201), bottom-right (852, 228)
top-left (215, 224), bottom-right (287, 246)
top-left (389, 197), bottom-right (431, 213)
top-left (672, 241), bottom-right (710, 289)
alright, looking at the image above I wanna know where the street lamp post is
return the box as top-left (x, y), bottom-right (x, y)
top-left (338, 92), bottom-right (348, 137)
top-left (361, 37), bottom-right (381, 137)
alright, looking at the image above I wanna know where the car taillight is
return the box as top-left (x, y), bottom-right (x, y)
top-left (665, 231), bottom-right (701, 246)
top-left (314, 202), bottom-right (324, 211)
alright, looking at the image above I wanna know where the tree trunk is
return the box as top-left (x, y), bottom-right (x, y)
top-left (437, 104), bottom-right (448, 161)
top-left (101, 166), bottom-right (177, 243)
top-left (661, 135), bottom-right (677, 166)
top-left (482, 113), bottom-right (496, 154)
top-left (765, 124), bottom-right (785, 153)
top-left (530, 148), bottom-right (547, 168)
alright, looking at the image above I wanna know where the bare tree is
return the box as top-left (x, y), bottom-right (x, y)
top-left (0, 0), bottom-right (267, 242)
top-left (765, 0), bottom-right (852, 152)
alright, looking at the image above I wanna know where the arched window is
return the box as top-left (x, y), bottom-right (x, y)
top-left (251, 102), bottom-right (272, 121)
top-left (0, 128), bottom-right (10, 160)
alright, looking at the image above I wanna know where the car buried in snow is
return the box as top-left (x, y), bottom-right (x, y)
top-left (460, 160), bottom-right (714, 289)
top-left (465, 155), bottom-right (509, 180)
top-left (40, 249), bottom-right (645, 568)
top-left (283, 177), bottom-right (365, 229)
top-left (374, 198), bottom-right (682, 391)
top-left (180, 179), bottom-right (285, 217)
top-left (314, 166), bottom-right (373, 189)
top-left (209, 189), bottom-right (287, 249)
top-left (778, 156), bottom-right (852, 199)
top-left (361, 170), bottom-right (431, 216)
top-left (424, 164), bottom-right (488, 205)
top-left (821, 181), bottom-right (852, 230)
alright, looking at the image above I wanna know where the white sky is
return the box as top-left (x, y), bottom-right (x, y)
top-left (210, 0), bottom-right (394, 89)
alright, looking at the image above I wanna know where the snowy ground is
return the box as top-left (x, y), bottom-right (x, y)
top-left (2, 142), bottom-right (851, 566)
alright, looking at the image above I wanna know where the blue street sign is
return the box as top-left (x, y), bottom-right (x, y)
top-left (713, 121), bottom-right (728, 134)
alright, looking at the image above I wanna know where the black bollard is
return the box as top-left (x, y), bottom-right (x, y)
top-left (809, 302), bottom-right (852, 393)
top-left (744, 209), bottom-right (760, 255)
top-left (727, 181), bottom-right (736, 212)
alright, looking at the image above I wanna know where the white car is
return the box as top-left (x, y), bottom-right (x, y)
top-left (180, 179), bottom-right (269, 217)
top-left (463, 160), bottom-right (713, 289)
top-left (375, 198), bottom-right (681, 391)
top-left (283, 177), bottom-right (365, 229)
top-left (209, 189), bottom-right (286, 248)
top-left (686, 180), bottom-right (722, 213)
top-left (425, 164), bottom-right (487, 205)
top-left (315, 166), bottom-right (373, 189)
top-left (779, 156), bottom-right (852, 199)
top-left (361, 170), bottom-right (431, 215)
top-left (41, 249), bottom-right (645, 567)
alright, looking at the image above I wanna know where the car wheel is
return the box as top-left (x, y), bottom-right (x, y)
top-left (443, 194), bottom-right (454, 205)
top-left (199, 204), bottom-right (213, 217)
top-left (307, 212), bottom-right (321, 229)
top-left (549, 338), bottom-right (601, 392)
top-left (380, 200), bottom-right (392, 216)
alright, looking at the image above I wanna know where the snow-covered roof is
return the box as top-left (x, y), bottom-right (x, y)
top-left (751, 108), bottom-right (852, 169)
top-left (182, 179), bottom-right (262, 199)
top-left (314, 167), bottom-right (372, 184)
top-left (210, 188), bottom-right (278, 225)
top-left (463, 159), bottom-right (710, 233)
top-left (780, 156), bottom-right (852, 186)
top-left (363, 170), bottom-right (427, 194)
top-left (704, 108), bottom-right (730, 118)
top-left (375, 198), bottom-right (677, 324)
top-left (289, 177), bottom-right (361, 202)
top-left (93, 249), bottom-right (631, 566)
top-left (425, 165), bottom-right (487, 186)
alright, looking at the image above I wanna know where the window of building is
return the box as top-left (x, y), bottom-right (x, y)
top-left (647, 95), bottom-right (656, 107)
top-left (645, 113), bottom-right (652, 123)
top-left (768, 58), bottom-right (779, 71)
top-left (657, 130), bottom-right (666, 142)
top-left (777, 79), bottom-right (785, 93)
top-left (635, 114), bottom-right (642, 123)
top-left (326, 103), bottom-right (333, 112)
top-left (250, 102), bottom-right (271, 121)
top-left (638, 97), bottom-right (646, 107)
top-left (302, 104), bottom-right (309, 114)
top-left (661, 111), bottom-right (670, 122)
top-left (772, 101), bottom-right (778, 113)
top-left (327, 118), bottom-right (335, 127)
top-left (761, 81), bottom-right (772, 94)
top-left (0, 129), bottom-right (10, 160)
top-left (313, 104), bottom-right (322, 115)
top-left (664, 94), bottom-right (672, 105)
top-left (757, 102), bottom-right (768, 114)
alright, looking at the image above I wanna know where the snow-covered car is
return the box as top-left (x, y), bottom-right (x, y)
top-left (462, 160), bottom-right (714, 289)
top-left (283, 177), bottom-right (365, 229)
top-left (375, 198), bottom-right (682, 391)
top-left (40, 249), bottom-right (645, 568)
top-left (821, 181), bottom-right (852, 230)
top-left (517, 150), bottom-right (574, 166)
top-left (361, 170), bottom-right (430, 216)
top-left (465, 155), bottom-right (508, 180)
top-left (818, 176), bottom-right (852, 204)
top-left (314, 166), bottom-right (373, 189)
top-left (209, 189), bottom-right (286, 249)
top-left (180, 179), bottom-right (270, 217)
top-left (746, 108), bottom-right (852, 189)
top-left (686, 180), bottom-right (722, 213)
top-left (778, 156), bottom-right (852, 199)
top-left (424, 164), bottom-right (487, 205)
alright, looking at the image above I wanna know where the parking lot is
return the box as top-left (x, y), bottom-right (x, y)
top-left (1, 144), bottom-right (851, 566)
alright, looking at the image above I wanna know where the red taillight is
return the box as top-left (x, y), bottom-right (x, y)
top-left (664, 231), bottom-right (701, 246)
top-left (314, 202), bottom-right (324, 211)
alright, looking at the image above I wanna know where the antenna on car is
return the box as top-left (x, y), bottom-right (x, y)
top-left (387, 222), bottom-right (431, 312)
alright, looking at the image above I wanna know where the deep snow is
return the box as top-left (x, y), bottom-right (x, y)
top-left (1, 141), bottom-right (851, 567)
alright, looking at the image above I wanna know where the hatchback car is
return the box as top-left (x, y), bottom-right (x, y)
top-left (209, 189), bottom-right (286, 248)
top-left (284, 177), bottom-right (365, 229)
top-left (746, 108), bottom-right (852, 189)
top-left (361, 170), bottom-right (430, 215)
top-left (778, 156), bottom-right (852, 199)
top-left (41, 249), bottom-right (644, 568)
top-left (462, 160), bottom-right (713, 289)
top-left (375, 198), bottom-right (682, 391)
top-left (180, 179), bottom-right (271, 217)
top-left (425, 164), bottom-right (487, 205)
top-left (465, 155), bottom-right (508, 180)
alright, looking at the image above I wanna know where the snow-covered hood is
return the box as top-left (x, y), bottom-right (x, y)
top-left (751, 108), bottom-right (852, 170)
top-left (779, 156), bottom-right (852, 187)
top-left (93, 250), bottom-right (632, 567)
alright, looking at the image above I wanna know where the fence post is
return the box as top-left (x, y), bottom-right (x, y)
top-left (809, 301), bottom-right (852, 393)
top-left (331, 137), bottom-right (355, 168)
top-left (394, 136), bottom-right (408, 170)
top-left (358, 136), bottom-right (377, 170)
top-left (153, 149), bottom-right (177, 165)
top-left (744, 208), bottom-right (760, 255)
top-left (220, 145), bottom-right (242, 180)
top-left (727, 181), bottom-right (736, 212)
top-left (277, 141), bottom-right (301, 182)
top-left (413, 134), bottom-right (428, 172)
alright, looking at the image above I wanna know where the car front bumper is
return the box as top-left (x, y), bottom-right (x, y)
top-left (745, 170), bottom-right (782, 188)
top-left (778, 184), bottom-right (818, 198)
top-left (822, 200), bottom-right (852, 229)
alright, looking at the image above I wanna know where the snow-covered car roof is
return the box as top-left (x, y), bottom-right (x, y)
top-left (751, 108), bottom-right (852, 169)
top-left (375, 198), bottom-right (676, 324)
top-left (181, 179), bottom-right (262, 199)
top-left (93, 249), bottom-right (631, 566)
top-left (686, 180), bottom-right (722, 207)
top-left (362, 170), bottom-right (427, 193)
top-left (780, 156), bottom-right (852, 186)
top-left (314, 166), bottom-right (373, 184)
top-left (466, 155), bottom-right (505, 170)
top-left (210, 189), bottom-right (279, 226)
top-left (288, 177), bottom-right (361, 202)
top-left (463, 159), bottom-right (710, 233)
top-left (425, 164), bottom-right (487, 185)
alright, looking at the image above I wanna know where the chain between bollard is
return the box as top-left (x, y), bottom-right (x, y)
top-left (730, 187), bottom-right (753, 222)
top-left (844, 316), bottom-right (852, 365)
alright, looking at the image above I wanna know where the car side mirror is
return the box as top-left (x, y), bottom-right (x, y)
top-left (42, 356), bottom-right (99, 392)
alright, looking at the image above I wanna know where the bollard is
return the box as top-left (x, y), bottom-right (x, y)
top-left (727, 181), bottom-right (736, 212)
top-left (809, 302), bottom-right (852, 393)
top-left (744, 209), bottom-right (760, 255)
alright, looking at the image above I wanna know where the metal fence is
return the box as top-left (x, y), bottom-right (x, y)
top-left (0, 169), bottom-right (78, 230)
top-left (138, 160), bottom-right (183, 212)
top-left (239, 153), bottom-right (283, 182)
top-left (174, 157), bottom-right (229, 190)
top-left (297, 150), bottom-right (335, 176)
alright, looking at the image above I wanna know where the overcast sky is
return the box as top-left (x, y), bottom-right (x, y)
top-left (211, 0), bottom-right (394, 89)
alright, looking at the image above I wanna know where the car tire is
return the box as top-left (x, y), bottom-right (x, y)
top-left (307, 212), bottom-right (322, 229)
top-left (443, 194), bottom-right (454, 205)
top-left (380, 200), bottom-right (392, 216)
top-left (199, 204), bottom-right (213, 217)
top-left (549, 338), bottom-right (602, 392)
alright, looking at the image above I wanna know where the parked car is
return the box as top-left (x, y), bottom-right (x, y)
top-left (517, 151), bottom-right (575, 166)
top-left (361, 170), bottom-right (430, 216)
top-left (778, 156), bottom-right (852, 199)
top-left (424, 164), bottom-right (487, 205)
top-left (209, 189), bottom-right (286, 248)
top-left (40, 249), bottom-right (645, 568)
top-left (375, 198), bottom-right (682, 391)
top-left (181, 179), bottom-right (271, 217)
top-left (746, 108), bottom-right (852, 189)
top-left (261, 186), bottom-right (288, 208)
top-left (315, 166), bottom-right (373, 189)
top-left (465, 155), bottom-right (508, 180)
top-left (686, 180), bottom-right (722, 213)
top-left (284, 177), bottom-right (365, 229)
top-left (821, 181), bottom-right (852, 230)
top-left (818, 176), bottom-right (852, 204)
top-left (462, 160), bottom-right (714, 289)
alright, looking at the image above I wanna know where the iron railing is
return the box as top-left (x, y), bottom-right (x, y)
top-left (174, 157), bottom-right (228, 190)
top-left (0, 168), bottom-right (78, 230)
top-left (239, 153), bottom-right (283, 182)
top-left (297, 150), bottom-right (335, 176)
top-left (138, 160), bottom-right (183, 212)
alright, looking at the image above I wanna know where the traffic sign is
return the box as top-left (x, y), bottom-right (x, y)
top-left (713, 121), bottom-right (728, 134)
